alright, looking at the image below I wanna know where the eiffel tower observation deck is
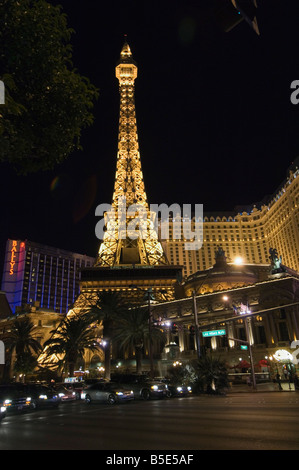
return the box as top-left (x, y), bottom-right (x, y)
top-left (74, 41), bottom-right (182, 307)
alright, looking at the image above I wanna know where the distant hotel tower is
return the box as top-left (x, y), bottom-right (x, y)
top-left (1, 239), bottom-right (95, 313)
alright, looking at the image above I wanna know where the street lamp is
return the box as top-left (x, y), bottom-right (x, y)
top-left (192, 290), bottom-right (201, 360)
top-left (224, 296), bottom-right (257, 390)
top-left (130, 285), bottom-right (165, 377)
top-left (143, 288), bottom-right (155, 378)
top-left (243, 315), bottom-right (256, 390)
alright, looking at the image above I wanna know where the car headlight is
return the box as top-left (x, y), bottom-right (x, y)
top-left (4, 399), bottom-right (12, 406)
top-left (151, 385), bottom-right (158, 390)
top-left (1, 406), bottom-right (6, 413)
top-left (72, 392), bottom-right (76, 396)
top-left (58, 393), bottom-right (65, 397)
top-left (187, 386), bottom-right (192, 391)
top-left (177, 387), bottom-right (183, 392)
top-left (116, 392), bottom-right (123, 395)
top-left (39, 395), bottom-right (47, 400)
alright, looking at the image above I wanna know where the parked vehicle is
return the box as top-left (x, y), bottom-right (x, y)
top-left (82, 381), bottom-right (134, 405)
top-left (0, 401), bottom-right (7, 422)
top-left (24, 384), bottom-right (60, 409)
top-left (111, 374), bottom-right (168, 400)
top-left (156, 378), bottom-right (192, 397)
top-left (64, 381), bottom-right (86, 399)
top-left (52, 384), bottom-right (76, 401)
top-left (0, 384), bottom-right (32, 413)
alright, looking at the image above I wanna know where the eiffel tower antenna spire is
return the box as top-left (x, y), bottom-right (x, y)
top-left (96, 42), bottom-right (167, 267)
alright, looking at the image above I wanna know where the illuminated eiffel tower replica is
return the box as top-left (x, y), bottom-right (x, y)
top-left (72, 41), bottom-right (182, 311)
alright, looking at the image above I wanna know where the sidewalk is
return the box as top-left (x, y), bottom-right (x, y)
top-left (228, 382), bottom-right (297, 393)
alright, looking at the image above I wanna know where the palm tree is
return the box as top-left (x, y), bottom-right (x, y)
top-left (85, 291), bottom-right (125, 379)
top-left (43, 314), bottom-right (100, 377)
top-left (114, 307), bottom-right (166, 374)
top-left (13, 352), bottom-right (38, 379)
top-left (1, 316), bottom-right (42, 381)
top-left (113, 308), bottom-right (148, 374)
top-left (192, 355), bottom-right (229, 394)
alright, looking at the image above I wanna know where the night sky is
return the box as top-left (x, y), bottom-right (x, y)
top-left (1, 0), bottom-right (299, 278)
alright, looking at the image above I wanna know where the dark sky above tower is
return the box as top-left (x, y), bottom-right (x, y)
top-left (1, 0), bottom-right (299, 272)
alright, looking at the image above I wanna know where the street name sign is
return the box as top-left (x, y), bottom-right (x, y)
top-left (202, 329), bottom-right (226, 337)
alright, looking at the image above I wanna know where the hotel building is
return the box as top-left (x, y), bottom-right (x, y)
top-left (163, 158), bottom-right (299, 277)
top-left (1, 239), bottom-right (95, 314)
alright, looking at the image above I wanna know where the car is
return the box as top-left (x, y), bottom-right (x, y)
top-left (0, 401), bottom-right (7, 422)
top-left (64, 381), bottom-right (86, 399)
top-left (53, 384), bottom-right (77, 401)
top-left (155, 377), bottom-right (192, 398)
top-left (82, 381), bottom-right (134, 405)
top-left (24, 384), bottom-right (60, 409)
top-left (111, 374), bottom-right (168, 400)
top-left (0, 383), bottom-right (32, 413)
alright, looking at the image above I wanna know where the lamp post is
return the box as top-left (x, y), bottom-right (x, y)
top-left (192, 290), bottom-right (201, 360)
top-left (144, 288), bottom-right (155, 377)
top-left (223, 296), bottom-right (257, 390)
top-left (130, 285), bottom-right (161, 377)
top-left (243, 316), bottom-right (256, 390)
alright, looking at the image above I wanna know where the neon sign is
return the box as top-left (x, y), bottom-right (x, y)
top-left (9, 240), bottom-right (18, 275)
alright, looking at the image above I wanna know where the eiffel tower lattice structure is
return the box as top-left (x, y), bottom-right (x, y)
top-left (71, 42), bottom-right (182, 311)
top-left (95, 41), bottom-right (167, 268)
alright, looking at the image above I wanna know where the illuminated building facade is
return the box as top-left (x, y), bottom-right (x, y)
top-left (163, 159), bottom-right (299, 277)
top-left (152, 251), bottom-right (299, 380)
top-left (1, 239), bottom-right (95, 314)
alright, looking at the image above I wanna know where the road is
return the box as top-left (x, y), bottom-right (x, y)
top-left (0, 392), bottom-right (299, 451)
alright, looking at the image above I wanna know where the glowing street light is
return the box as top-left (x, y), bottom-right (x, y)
top-left (234, 256), bottom-right (243, 265)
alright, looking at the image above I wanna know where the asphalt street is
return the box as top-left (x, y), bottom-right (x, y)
top-left (0, 391), bottom-right (298, 451)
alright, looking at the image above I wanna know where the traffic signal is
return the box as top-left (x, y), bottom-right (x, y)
top-left (214, 0), bottom-right (259, 35)
top-left (189, 325), bottom-right (195, 336)
top-left (171, 323), bottom-right (178, 334)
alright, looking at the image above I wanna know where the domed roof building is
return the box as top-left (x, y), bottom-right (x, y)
top-left (183, 247), bottom-right (269, 297)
